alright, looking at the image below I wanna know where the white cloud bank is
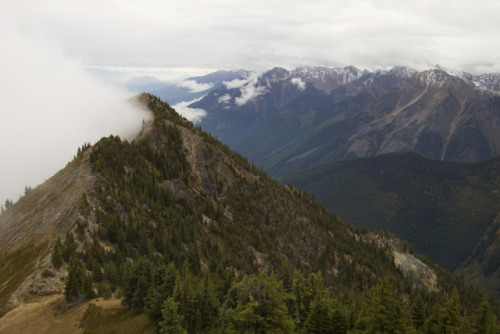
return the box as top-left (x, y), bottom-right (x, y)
top-left (291, 78), bottom-right (306, 91)
top-left (234, 74), bottom-right (268, 106)
top-left (177, 80), bottom-right (213, 93)
top-left (218, 94), bottom-right (232, 104)
top-left (223, 78), bottom-right (250, 89)
top-left (0, 5), bottom-right (150, 205)
top-left (172, 97), bottom-right (207, 123)
top-left (9, 0), bottom-right (500, 75)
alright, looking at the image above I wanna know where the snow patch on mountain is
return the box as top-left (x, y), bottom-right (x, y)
top-left (435, 65), bottom-right (500, 92)
top-left (291, 65), bottom-right (365, 85)
top-left (388, 66), bottom-right (418, 79)
top-left (418, 69), bottom-right (454, 87)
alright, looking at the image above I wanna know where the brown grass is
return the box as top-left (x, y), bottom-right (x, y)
top-left (0, 295), bottom-right (155, 334)
top-left (0, 243), bottom-right (46, 317)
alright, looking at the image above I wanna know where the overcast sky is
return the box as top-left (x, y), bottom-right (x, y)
top-left (6, 0), bottom-right (500, 76)
top-left (1, 0), bottom-right (500, 204)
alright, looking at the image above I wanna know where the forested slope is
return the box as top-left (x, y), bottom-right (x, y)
top-left (0, 95), bottom-right (497, 333)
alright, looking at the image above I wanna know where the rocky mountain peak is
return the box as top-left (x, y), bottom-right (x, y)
top-left (434, 65), bottom-right (500, 92)
top-left (417, 69), bottom-right (461, 87)
top-left (388, 66), bottom-right (418, 79)
top-left (260, 67), bottom-right (291, 82)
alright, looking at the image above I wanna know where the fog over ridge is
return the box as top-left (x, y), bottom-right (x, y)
top-left (0, 11), bottom-right (150, 206)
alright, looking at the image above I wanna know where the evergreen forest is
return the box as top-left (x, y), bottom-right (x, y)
top-left (50, 94), bottom-right (500, 333)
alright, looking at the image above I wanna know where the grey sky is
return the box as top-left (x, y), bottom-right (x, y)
top-left (6, 0), bottom-right (500, 75)
top-left (1, 0), bottom-right (500, 204)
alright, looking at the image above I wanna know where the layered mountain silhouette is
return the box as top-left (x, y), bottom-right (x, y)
top-left (175, 65), bottom-right (500, 298)
top-left (124, 70), bottom-right (250, 105)
top-left (191, 66), bottom-right (500, 178)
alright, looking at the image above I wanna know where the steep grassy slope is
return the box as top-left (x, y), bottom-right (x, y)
top-left (284, 152), bottom-right (500, 295)
top-left (0, 149), bottom-right (95, 316)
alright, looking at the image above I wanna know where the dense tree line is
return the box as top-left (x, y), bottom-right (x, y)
top-left (50, 94), bottom-right (499, 333)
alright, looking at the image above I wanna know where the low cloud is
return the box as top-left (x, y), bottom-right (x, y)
top-left (177, 80), bottom-right (213, 93)
top-left (234, 73), bottom-right (268, 106)
top-left (0, 11), bottom-right (150, 205)
top-left (172, 97), bottom-right (207, 123)
top-left (291, 77), bottom-right (306, 91)
top-left (223, 78), bottom-right (250, 89)
top-left (218, 94), bottom-right (232, 104)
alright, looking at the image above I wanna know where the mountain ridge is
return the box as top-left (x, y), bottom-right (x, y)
top-left (283, 151), bottom-right (500, 296)
top-left (0, 94), bottom-right (496, 332)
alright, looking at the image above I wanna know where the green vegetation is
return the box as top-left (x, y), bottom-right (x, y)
top-left (50, 95), bottom-right (499, 332)
top-left (284, 152), bottom-right (500, 293)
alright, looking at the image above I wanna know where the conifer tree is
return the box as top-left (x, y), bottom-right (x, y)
top-left (225, 270), bottom-right (294, 333)
top-left (365, 277), bottom-right (406, 334)
top-left (64, 257), bottom-right (94, 302)
top-left (472, 298), bottom-right (497, 334)
top-left (62, 231), bottom-right (77, 262)
top-left (411, 292), bottom-right (426, 331)
top-left (173, 262), bottom-right (202, 333)
top-left (437, 288), bottom-right (461, 334)
top-left (91, 259), bottom-right (103, 283)
top-left (123, 257), bottom-right (153, 310)
top-left (424, 305), bottom-right (441, 334)
top-left (331, 309), bottom-right (347, 334)
top-left (198, 275), bottom-right (220, 330)
top-left (292, 270), bottom-right (313, 327)
top-left (303, 297), bottom-right (334, 333)
top-left (159, 297), bottom-right (186, 334)
top-left (51, 237), bottom-right (63, 268)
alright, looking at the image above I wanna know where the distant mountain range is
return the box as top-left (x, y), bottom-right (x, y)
top-left (119, 66), bottom-right (500, 298)
top-left (124, 70), bottom-right (250, 105)
top-left (186, 65), bottom-right (500, 178)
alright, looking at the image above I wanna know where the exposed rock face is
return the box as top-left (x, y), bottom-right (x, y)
top-left (366, 234), bottom-right (438, 292)
top-left (393, 250), bottom-right (437, 292)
